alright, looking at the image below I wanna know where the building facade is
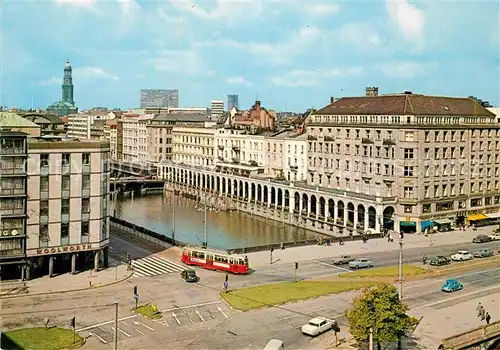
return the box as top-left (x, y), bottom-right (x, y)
top-left (0, 132), bottom-right (29, 280)
top-left (140, 89), bottom-right (179, 108)
top-left (121, 114), bottom-right (154, 164)
top-left (47, 60), bottom-right (78, 117)
top-left (172, 126), bottom-right (216, 167)
top-left (26, 137), bottom-right (110, 278)
top-left (227, 94), bottom-right (239, 111)
top-left (228, 101), bottom-right (276, 131)
top-left (211, 100), bottom-right (224, 116)
top-left (66, 111), bottom-right (115, 140)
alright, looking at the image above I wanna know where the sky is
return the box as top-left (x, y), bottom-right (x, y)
top-left (1, 0), bottom-right (499, 112)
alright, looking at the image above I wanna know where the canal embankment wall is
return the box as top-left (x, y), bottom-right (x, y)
top-left (110, 216), bottom-right (381, 254)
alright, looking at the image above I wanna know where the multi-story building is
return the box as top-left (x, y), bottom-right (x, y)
top-left (22, 113), bottom-right (66, 136)
top-left (0, 131), bottom-right (29, 280)
top-left (308, 90), bottom-right (500, 232)
top-left (269, 131), bottom-right (308, 181)
top-left (227, 94), bottom-right (239, 111)
top-left (108, 120), bottom-right (118, 160)
top-left (172, 126), bottom-right (216, 167)
top-left (147, 114), bottom-right (215, 164)
top-left (140, 89), bottom-right (179, 108)
top-left (211, 100), bottom-right (224, 116)
top-left (121, 113), bottom-right (154, 164)
top-left (1, 112), bottom-right (41, 137)
top-left (228, 101), bottom-right (276, 131)
top-left (26, 136), bottom-right (110, 278)
top-left (67, 111), bottom-right (114, 139)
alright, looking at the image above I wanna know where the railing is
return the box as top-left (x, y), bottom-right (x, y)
top-left (0, 147), bottom-right (26, 155)
top-left (440, 320), bottom-right (500, 349)
top-left (0, 248), bottom-right (24, 258)
top-left (0, 188), bottom-right (26, 196)
top-left (110, 216), bottom-right (186, 248)
top-left (0, 168), bottom-right (26, 175)
top-left (0, 208), bottom-right (26, 216)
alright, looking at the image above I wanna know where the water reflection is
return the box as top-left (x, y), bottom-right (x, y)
top-left (114, 194), bottom-right (320, 249)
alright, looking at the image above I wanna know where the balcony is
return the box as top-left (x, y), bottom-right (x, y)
top-left (307, 135), bottom-right (317, 141)
top-left (0, 248), bottom-right (24, 258)
top-left (218, 145), bottom-right (224, 150)
top-left (0, 188), bottom-right (26, 197)
top-left (0, 208), bottom-right (26, 217)
top-left (232, 158), bottom-right (240, 164)
top-left (232, 146), bottom-right (240, 152)
top-left (382, 139), bottom-right (396, 146)
top-left (0, 167), bottom-right (26, 176)
top-left (0, 147), bottom-right (26, 156)
top-left (324, 136), bottom-right (334, 142)
top-left (362, 138), bottom-right (374, 144)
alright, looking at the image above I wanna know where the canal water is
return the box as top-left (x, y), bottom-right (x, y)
top-left (114, 193), bottom-right (320, 249)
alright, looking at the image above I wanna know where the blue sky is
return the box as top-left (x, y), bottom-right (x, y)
top-left (2, 0), bottom-right (499, 112)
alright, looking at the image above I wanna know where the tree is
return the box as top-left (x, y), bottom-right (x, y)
top-left (345, 283), bottom-right (419, 350)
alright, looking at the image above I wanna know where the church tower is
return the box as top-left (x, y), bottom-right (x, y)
top-left (62, 60), bottom-right (74, 104)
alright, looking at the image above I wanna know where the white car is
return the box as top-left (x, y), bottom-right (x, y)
top-left (301, 317), bottom-right (335, 337)
top-left (489, 232), bottom-right (500, 241)
top-left (451, 250), bottom-right (473, 261)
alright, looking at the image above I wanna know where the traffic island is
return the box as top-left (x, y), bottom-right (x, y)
top-left (133, 303), bottom-right (163, 319)
top-left (220, 281), bottom-right (375, 311)
top-left (338, 265), bottom-right (427, 280)
top-left (1, 327), bottom-right (84, 350)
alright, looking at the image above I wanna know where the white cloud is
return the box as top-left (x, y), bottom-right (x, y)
top-left (225, 76), bottom-right (252, 87)
top-left (302, 3), bottom-right (340, 16)
top-left (119, 0), bottom-right (141, 15)
top-left (338, 22), bottom-right (382, 47)
top-left (270, 67), bottom-right (363, 87)
top-left (73, 67), bottom-right (119, 80)
top-left (39, 76), bottom-right (62, 86)
top-left (386, 0), bottom-right (425, 45)
top-left (153, 49), bottom-right (213, 76)
top-left (54, 0), bottom-right (97, 9)
top-left (376, 61), bottom-right (437, 78)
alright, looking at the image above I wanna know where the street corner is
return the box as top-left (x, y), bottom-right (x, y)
top-left (77, 301), bottom-right (233, 346)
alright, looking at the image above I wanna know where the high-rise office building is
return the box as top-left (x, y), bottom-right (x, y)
top-left (227, 94), bottom-right (239, 111)
top-left (211, 100), bottom-right (224, 116)
top-left (140, 89), bottom-right (179, 108)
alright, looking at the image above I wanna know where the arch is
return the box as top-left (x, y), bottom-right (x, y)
top-left (271, 187), bottom-right (276, 206)
top-left (233, 179), bottom-right (238, 196)
top-left (319, 197), bottom-right (326, 219)
top-left (357, 204), bottom-right (366, 229)
top-left (244, 182), bottom-right (249, 199)
top-left (211, 175), bottom-right (215, 190)
top-left (383, 206), bottom-right (395, 230)
top-left (294, 192), bottom-right (300, 212)
top-left (257, 184), bottom-right (262, 202)
top-left (216, 176), bottom-right (221, 192)
top-left (277, 188), bottom-right (283, 207)
top-left (263, 185), bottom-right (269, 203)
top-left (337, 200), bottom-right (345, 224)
top-left (222, 177), bottom-right (227, 194)
top-left (347, 202), bottom-right (355, 227)
top-left (368, 206), bottom-right (376, 229)
top-left (239, 180), bottom-right (244, 197)
top-left (328, 199), bottom-right (335, 221)
top-left (284, 189), bottom-right (290, 208)
top-left (302, 193), bottom-right (309, 215)
top-left (251, 183), bottom-right (256, 201)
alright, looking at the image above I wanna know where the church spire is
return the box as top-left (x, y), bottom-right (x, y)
top-left (62, 60), bottom-right (74, 104)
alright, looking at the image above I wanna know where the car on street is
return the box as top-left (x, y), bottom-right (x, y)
top-left (301, 317), bottom-right (336, 337)
top-left (332, 255), bottom-right (356, 265)
top-left (489, 232), bottom-right (500, 241)
top-left (451, 250), bottom-right (473, 261)
top-left (473, 248), bottom-right (493, 258)
top-left (441, 278), bottom-right (463, 292)
top-left (429, 256), bottom-right (451, 266)
top-left (180, 269), bottom-right (198, 282)
top-left (348, 258), bottom-right (374, 269)
top-left (473, 235), bottom-right (492, 243)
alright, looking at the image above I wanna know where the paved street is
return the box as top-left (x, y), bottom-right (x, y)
top-left (130, 255), bottom-right (185, 279)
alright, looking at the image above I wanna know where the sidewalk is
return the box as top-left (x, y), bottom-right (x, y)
top-left (247, 227), bottom-right (489, 267)
top-left (3, 264), bottom-right (132, 297)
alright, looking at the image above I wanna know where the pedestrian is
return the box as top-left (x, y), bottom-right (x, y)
top-left (477, 302), bottom-right (483, 317)
top-left (223, 280), bottom-right (228, 293)
top-left (480, 306), bottom-right (486, 320)
top-left (486, 312), bottom-right (491, 324)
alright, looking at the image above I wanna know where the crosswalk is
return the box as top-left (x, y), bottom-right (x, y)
top-left (131, 255), bottom-right (186, 278)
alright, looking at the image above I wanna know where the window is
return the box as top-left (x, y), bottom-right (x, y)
top-left (62, 153), bottom-right (71, 168)
top-left (61, 199), bottom-right (70, 215)
top-left (404, 149), bottom-right (414, 159)
top-left (82, 153), bottom-right (91, 165)
top-left (81, 221), bottom-right (90, 243)
top-left (404, 131), bottom-right (414, 142)
top-left (61, 223), bottom-right (69, 245)
top-left (404, 166), bottom-right (414, 177)
top-left (424, 186), bottom-right (430, 198)
top-left (40, 200), bottom-right (49, 217)
top-left (425, 131), bottom-right (430, 142)
top-left (82, 198), bottom-right (90, 213)
top-left (434, 148), bottom-right (440, 159)
top-left (40, 154), bottom-right (49, 167)
top-left (62, 175), bottom-right (70, 191)
top-left (39, 224), bottom-right (49, 247)
top-left (40, 176), bottom-right (49, 192)
top-left (403, 187), bottom-right (414, 198)
top-left (82, 175), bottom-right (91, 190)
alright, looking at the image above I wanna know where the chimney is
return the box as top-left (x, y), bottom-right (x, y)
top-left (330, 97), bottom-right (335, 103)
top-left (366, 87), bottom-right (379, 97)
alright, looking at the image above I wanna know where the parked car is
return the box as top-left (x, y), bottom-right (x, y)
top-left (349, 258), bottom-right (374, 269)
top-left (473, 248), bottom-right (493, 258)
top-left (441, 279), bottom-right (463, 292)
top-left (451, 250), bottom-right (473, 261)
top-left (429, 256), bottom-right (451, 266)
top-left (180, 269), bottom-right (198, 282)
top-left (301, 317), bottom-right (336, 337)
top-left (489, 232), bottom-right (500, 241)
top-left (473, 235), bottom-right (492, 243)
top-left (332, 255), bottom-right (355, 265)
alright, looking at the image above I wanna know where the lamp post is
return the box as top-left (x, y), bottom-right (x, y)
top-left (398, 237), bottom-right (403, 299)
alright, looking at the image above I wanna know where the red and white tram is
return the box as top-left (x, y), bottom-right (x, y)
top-left (181, 246), bottom-right (249, 274)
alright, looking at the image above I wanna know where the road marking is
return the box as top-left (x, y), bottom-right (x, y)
top-left (413, 283), bottom-right (500, 309)
top-left (98, 326), bottom-right (107, 332)
top-left (194, 283), bottom-right (203, 288)
top-left (217, 306), bottom-right (228, 318)
top-left (120, 321), bottom-right (129, 326)
top-left (76, 300), bottom-right (222, 332)
top-left (195, 309), bottom-right (205, 322)
top-left (405, 267), bottom-right (500, 290)
top-left (175, 305), bottom-right (194, 324)
top-left (172, 312), bottom-right (181, 325)
top-left (315, 261), bottom-right (350, 272)
top-left (136, 329), bottom-right (144, 336)
top-left (111, 327), bottom-right (131, 338)
top-left (204, 305), bottom-right (216, 319)
top-left (133, 321), bottom-right (154, 331)
top-left (89, 332), bottom-right (107, 344)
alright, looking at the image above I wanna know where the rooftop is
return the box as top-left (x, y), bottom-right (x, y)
top-left (314, 93), bottom-right (496, 117)
top-left (0, 112), bottom-right (40, 128)
top-left (151, 113), bottom-right (210, 122)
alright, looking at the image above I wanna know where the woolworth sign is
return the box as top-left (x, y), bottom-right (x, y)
top-left (28, 244), bottom-right (96, 257)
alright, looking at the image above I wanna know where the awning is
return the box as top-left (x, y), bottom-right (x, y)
top-left (434, 219), bottom-right (453, 225)
top-left (467, 214), bottom-right (488, 221)
top-left (486, 212), bottom-right (500, 219)
top-left (400, 221), bottom-right (416, 227)
top-left (421, 220), bottom-right (433, 230)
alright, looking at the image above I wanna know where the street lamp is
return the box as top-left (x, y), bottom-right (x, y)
top-left (398, 235), bottom-right (403, 299)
